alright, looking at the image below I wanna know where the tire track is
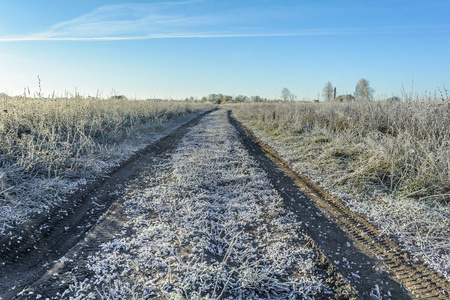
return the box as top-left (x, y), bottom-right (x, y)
top-left (17, 109), bottom-right (354, 299)
top-left (228, 110), bottom-right (449, 299)
top-left (0, 109), bottom-right (216, 300)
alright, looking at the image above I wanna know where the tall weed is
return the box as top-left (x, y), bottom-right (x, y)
top-left (234, 97), bottom-right (450, 201)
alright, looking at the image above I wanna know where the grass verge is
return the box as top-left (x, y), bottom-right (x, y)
top-left (231, 99), bottom-right (450, 282)
top-left (0, 96), bottom-right (213, 235)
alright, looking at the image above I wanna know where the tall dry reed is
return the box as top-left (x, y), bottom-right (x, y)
top-left (0, 95), bottom-right (211, 232)
top-left (233, 97), bottom-right (450, 202)
top-left (0, 96), bottom-right (207, 179)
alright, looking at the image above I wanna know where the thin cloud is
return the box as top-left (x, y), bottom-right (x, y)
top-left (0, 29), bottom-right (375, 42)
top-left (40, 2), bottom-right (210, 38)
top-left (0, 1), bottom-right (449, 42)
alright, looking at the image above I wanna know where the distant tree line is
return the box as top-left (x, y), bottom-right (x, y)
top-left (188, 78), bottom-right (400, 104)
top-left (190, 93), bottom-right (271, 104)
top-left (322, 78), bottom-right (381, 102)
top-left (193, 88), bottom-right (298, 104)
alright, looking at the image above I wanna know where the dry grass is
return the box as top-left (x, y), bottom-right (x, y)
top-left (0, 95), bottom-right (212, 233)
top-left (233, 97), bottom-right (450, 201)
top-left (0, 96), bottom-right (207, 178)
top-left (231, 94), bottom-right (450, 280)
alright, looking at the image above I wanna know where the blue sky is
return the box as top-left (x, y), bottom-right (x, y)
top-left (0, 0), bottom-right (449, 100)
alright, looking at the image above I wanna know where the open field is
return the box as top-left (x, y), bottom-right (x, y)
top-left (231, 98), bottom-right (450, 284)
top-left (2, 0), bottom-right (449, 299)
top-left (3, 109), bottom-right (361, 299)
top-left (0, 96), bottom-right (213, 236)
top-left (1, 100), bottom-right (449, 299)
top-left (21, 110), bottom-right (355, 299)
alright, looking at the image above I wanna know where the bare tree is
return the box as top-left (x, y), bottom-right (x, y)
top-left (322, 81), bottom-right (334, 102)
top-left (235, 95), bottom-right (249, 102)
top-left (354, 78), bottom-right (374, 101)
top-left (251, 95), bottom-right (262, 102)
top-left (281, 87), bottom-right (290, 101)
top-left (223, 95), bottom-right (233, 102)
top-left (207, 94), bottom-right (218, 102)
top-left (281, 87), bottom-right (295, 101)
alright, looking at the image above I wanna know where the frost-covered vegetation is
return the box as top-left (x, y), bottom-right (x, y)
top-left (232, 97), bottom-right (450, 281)
top-left (62, 110), bottom-right (334, 299)
top-left (0, 95), bottom-right (212, 235)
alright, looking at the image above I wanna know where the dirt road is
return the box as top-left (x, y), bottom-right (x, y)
top-left (0, 110), bottom-right (212, 299)
top-left (1, 109), bottom-right (447, 299)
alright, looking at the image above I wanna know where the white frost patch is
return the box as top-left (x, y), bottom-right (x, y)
top-left (62, 110), bottom-right (331, 299)
top-left (235, 113), bottom-right (450, 282)
top-left (0, 113), bottom-right (204, 237)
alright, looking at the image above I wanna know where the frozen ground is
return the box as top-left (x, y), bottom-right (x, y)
top-left (46, 110), bottom-right (335, 299)
top-left (0, 113), bottom-right (205, 237)
top-left (233, 113), bottom-right (450, 283)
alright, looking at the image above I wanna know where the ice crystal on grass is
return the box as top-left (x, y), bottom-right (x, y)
top-left (233, 102), bottom-right (450, 282)
top-left (0, 100), bottom-right (211, 236)
top-left (64, 110), bottom-right (330, 299)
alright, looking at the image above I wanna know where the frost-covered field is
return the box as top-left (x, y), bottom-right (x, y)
top-left (232, 103), bottom-right (450, 282)
top-left (0, 98), bottom-right (211, 236)
top-left (61, 110), bottom-right (333, 299)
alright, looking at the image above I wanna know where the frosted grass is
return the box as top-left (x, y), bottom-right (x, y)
top-left (62, 110), bottom-right (331, 299)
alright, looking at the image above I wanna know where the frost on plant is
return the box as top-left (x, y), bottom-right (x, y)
top-left (233, 101), bottom-right (450, 282)
top-left (64, 110), bottom-right (331, 299)
top-left (0, 99), bottom-right (211, 236)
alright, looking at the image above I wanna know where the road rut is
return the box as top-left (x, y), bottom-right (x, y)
top-left (3, 108), bottom-right (437, 299)
top-left (229, 109), bottom-right (449, 299)
top-left (0, 110), bottom-right (214, 300)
